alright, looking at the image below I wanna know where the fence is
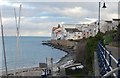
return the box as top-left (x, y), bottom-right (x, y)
top-left (97, 42), bottom-right (120, 77)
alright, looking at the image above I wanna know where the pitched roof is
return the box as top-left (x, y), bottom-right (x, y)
top-left (65, 28), bottom-right (81, 32)
top-left (113, 19), bottom-right (120, 21)
top-left (52, 27), bottom-right (58, 31)
top-left (105, 21), bottom-right (112, 23)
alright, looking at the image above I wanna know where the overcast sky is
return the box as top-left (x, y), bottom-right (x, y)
top-left (0, 0), bottom-right (119, 36)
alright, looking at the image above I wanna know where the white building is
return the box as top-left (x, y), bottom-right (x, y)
top-left (112, 19), bottom-right (120, 30)
top-left (51, 24), bottom-right (63, 40)
top-left (64, 28), bottom-right (83, 40)
top-left (51, 18), bottom-right (119, 40)
top-left (76, 22), bottom-right (98, 38)
top-left (100, 19), bottom-right (120, 33)
top-left (61, 24), bottom-right (83, 40)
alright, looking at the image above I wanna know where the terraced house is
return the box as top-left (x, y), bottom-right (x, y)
top-left (51, 19), bottom-right (119, 40)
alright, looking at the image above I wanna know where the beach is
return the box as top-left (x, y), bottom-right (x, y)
top-left (2, 67), bottom-right (41, 76)
top-left (2, 51), bottom-right (74, 76)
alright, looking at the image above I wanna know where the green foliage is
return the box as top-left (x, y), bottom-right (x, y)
top-left (117, 23), bottom-right (120, 41)
top-left (85, 32), bottom-right (104, 74)
top-left (66, 32), bottom-right (105, 76)
top-left (103, 30), bottom-right (117, 45)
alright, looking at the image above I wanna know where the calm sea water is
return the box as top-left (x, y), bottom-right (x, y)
top-left (0, 36), bottom-right (66, 70)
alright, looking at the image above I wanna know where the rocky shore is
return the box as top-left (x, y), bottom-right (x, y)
top-left (42, 40), bottom-right (76, 66)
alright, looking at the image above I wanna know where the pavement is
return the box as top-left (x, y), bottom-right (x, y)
top-left (106, 45), bottom-right (119, 59)
top-left (94, 52), bottom-right (100, 76)
top-left (105, 45), bottom-right (119, 76)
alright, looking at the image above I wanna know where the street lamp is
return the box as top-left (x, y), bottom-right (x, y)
top-left (98, 1), bottom-right (107, 32)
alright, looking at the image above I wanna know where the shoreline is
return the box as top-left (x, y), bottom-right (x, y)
top-left (2, 67), bottom-right (42, 76)
top-left (1, 41), bottom-right (75, 76)
top-left (42, 41), bottom-right (75, 67)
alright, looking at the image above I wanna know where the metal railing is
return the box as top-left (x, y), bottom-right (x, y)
top-left (97, 42), bottom-right (120, 78)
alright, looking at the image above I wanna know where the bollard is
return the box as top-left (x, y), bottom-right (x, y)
top-left (109, 51), bottom-right (112, 67)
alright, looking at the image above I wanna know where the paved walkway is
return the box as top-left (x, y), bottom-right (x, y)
top-left (106, 45), bottom-right (119, 59)
top-left (94, 52), bottom-right (100, 76)
top-left (105, 45), bottom-right (119, 76)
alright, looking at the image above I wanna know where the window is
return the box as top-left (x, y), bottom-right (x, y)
top-left (78, 36), bottom-right (80, 38)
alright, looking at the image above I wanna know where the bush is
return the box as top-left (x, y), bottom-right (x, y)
top-left (85, 32), bottom-right (104, 75)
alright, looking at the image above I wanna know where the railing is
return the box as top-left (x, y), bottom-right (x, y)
top-left (97, 42), bottom-right (120, 78)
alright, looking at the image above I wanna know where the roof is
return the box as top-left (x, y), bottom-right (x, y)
top-left (52, 27), bottom-right (58, 31)
top-left (52, 27), bottom-right (62, 31)
top-left (65, 28), bottom-right (81, 32)
top-left (113, 19), bottom-right (120, 21)
top-left (105, 21), bottom-right (112, 23)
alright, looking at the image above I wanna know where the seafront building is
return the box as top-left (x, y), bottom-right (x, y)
top-left (51, 18), bottom-right (119, 40)
top-left (52, 24), bottom-right (63, 40)
top-left (100, 19), bottom-right (120, 33)
top-left (62, 24), bottom-right (83, 40)
top-left (112, 19), bottom-right (120, 30)
top-left (64, 28), bottom-right (83, 40)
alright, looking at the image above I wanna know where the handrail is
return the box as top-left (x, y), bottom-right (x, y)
top-left (97, 42), bottom-right (119, 77)
top-left (101, 67), bottom-right (120, 78)
top-left (98, 44), bottom-right (116, 77)
top-left (99, 43), bottom-right (118, 64)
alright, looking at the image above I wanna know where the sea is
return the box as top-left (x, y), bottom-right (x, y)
top-left (0, 36), bottom-right (67, 71)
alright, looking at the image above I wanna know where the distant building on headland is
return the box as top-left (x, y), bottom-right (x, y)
top-left (52, 24), bottom-right (63, 40)
top-left (64, 28), bottom-right (82, 40)
top-left (51, 18), bottom-right (120, 40)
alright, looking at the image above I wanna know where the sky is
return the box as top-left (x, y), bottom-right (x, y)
top-left (0, 0), bottom-right (119, 36)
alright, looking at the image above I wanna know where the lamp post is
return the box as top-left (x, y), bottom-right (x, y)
top-left (98, 1), bottom-right (107, 32)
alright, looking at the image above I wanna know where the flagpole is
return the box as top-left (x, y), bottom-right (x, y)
top-left (14, 4), bottom-right (22, 76)
top-left (0, 8), bottom-right (8, 76)
top-left (14, 8), bottom-right (17, 76)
